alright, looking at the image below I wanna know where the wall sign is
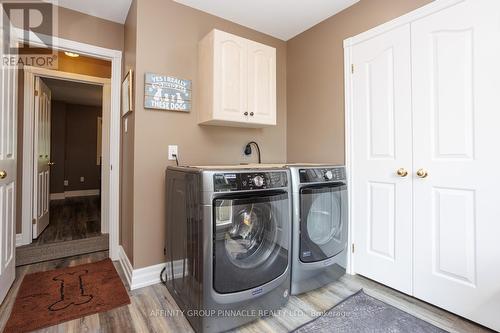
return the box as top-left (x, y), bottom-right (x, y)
top-left (144, 73), bottom-right (192, 112)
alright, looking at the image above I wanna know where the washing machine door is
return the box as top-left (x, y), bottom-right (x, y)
top-left (299, 183), bottom-right (347, 263)
top-left (213, 191), bottom-right (289, 294)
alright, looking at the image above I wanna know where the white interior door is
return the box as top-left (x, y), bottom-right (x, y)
top-left (32, 77), bottom-right (51, 238)
top-left (0, 48), bottom-right (18, 303)
top-left (412, 1), bottom-right (500, 330)
top-left (351, 24), bottom-right (413, 294)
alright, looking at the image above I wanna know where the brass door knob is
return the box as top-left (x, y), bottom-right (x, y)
top-left (48, 162), bottom-right (55, 166)
top-left (0, 170), bottom-right (6, 179)
top-left (416, 169), bottom-right (428, 178)
top-left (396, 168), bottom-right (408, 177)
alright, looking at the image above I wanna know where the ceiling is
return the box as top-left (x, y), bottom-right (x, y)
top-left (43, 78), bottom-right (102, 107)
top-left (174, 0), bottom-right (361, 40)
top-left (50, 0), bottom-right (360, 40)
top-left (46, 0), bottom-right (133, 24)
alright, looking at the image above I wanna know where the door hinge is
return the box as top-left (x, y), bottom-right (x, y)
top-left (32, 218), bottom-right (36, 225)
top-left (351, 243), bottom-right (355, 253)
top-left (351, 64), bottom-right (354, 74)
top-left (34, 90), bottom-right (39, 96)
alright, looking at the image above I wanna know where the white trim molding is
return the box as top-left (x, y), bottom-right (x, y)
top-left (15, 29), bottom-right (122, 261)
top-left (117, 246), bottom-right (184, 291)
top-left (343, 0), bottom-right (465, 47)
top-left (49, 189), bottom-right (100, 200)
top-left (118, 246), bottom-right (133, 288)
top-left (16, 234), bottom-right (25, 247)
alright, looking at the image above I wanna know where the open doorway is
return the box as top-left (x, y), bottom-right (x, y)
top-left (34, 78), bottom-right (104, 245)
top-left (16, 55), bottom-right (113, 265)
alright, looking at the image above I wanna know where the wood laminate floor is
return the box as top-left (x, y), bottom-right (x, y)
top-left (16, 196), bottom-right (107, 266)
top-left (34, 196), bottom-right (101, 245)
top-left (0, 252), bottom-right (493, 333)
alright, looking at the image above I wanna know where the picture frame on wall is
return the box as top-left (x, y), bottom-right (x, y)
top-left (122, 69), bottom-right (133, 116)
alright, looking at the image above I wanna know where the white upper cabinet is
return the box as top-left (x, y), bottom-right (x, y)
top-left (247, 40), bottom-right (276, 125)
top-left (198, 30), bottom-right (277, 127)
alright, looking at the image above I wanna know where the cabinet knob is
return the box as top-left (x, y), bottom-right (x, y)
top-left (250, 112), bottom-right (254, 116)
top-left (0, 170), bottom-right (6, 179)
top-left (244, 112), bottom-right (248, 116)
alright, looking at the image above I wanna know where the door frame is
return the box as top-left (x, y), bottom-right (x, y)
top-left (343, 0), bottom-right (465, 276)
top-left (14, 29), bottom-right (122, 261)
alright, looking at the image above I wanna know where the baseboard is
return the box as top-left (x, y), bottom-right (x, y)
top-left (118, 246), bottom-right (133, 289)
top-left (117, 246), bottom-right (184, 290)
top-left (50, 189), bottom-right (100, 200)
top-left (16, 233), bottom-right (25, 247)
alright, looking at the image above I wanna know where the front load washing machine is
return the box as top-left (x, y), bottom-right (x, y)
top-left (288, 165), bottom-right (348, 295)
top-left (165, 165), bottom-right (291, 333)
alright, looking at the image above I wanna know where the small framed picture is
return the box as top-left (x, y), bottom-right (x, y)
top-left (122, 69), bottom-right (133, 116)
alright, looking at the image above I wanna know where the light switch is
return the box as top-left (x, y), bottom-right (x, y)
top-left (64, 180), bottom-right (69, 186)
top-left (80, 176), bottom-right (85, 183)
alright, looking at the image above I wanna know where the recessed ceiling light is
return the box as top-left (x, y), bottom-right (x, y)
top-left (64, 52), bottom-right (80, 58)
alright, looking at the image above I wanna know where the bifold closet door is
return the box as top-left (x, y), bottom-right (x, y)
top-left (412, 1), bottom-right (500, 330)
top-left (350, 24), bottom-right (413, 294)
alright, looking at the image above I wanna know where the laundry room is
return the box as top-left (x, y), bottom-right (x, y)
top-left (1, 0), bottom-right (499, 333)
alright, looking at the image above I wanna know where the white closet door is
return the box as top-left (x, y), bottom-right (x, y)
top-left (351, 24), bottom-right (413, 294)
top-left (412, 1), bottom-right (500, 330)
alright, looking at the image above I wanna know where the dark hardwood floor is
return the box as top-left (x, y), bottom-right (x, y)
top-left (34, 195), bottom-right (101, 244)
top-left (16, 196), bottom-right (108, 266)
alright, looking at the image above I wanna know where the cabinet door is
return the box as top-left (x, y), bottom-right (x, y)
top-left (247, 41), bottom-right (276, 125)
top-left (213, 32), bottom-right (248, 122)
top-left (412, 1), bottom-right (500, 330)
top-left (350, 24), bottom-right (413, 294)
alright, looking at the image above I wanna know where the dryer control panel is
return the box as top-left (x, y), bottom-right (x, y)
top-left (214, 172), bottom-right (288, 192)
top-left (299, 168), bottom-right (345, 183)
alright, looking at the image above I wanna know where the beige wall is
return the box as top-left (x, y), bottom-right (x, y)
top-left (56, 6), bottom-right (124, 51)
top-left (120, 0), bottom-right (137, 264)
top-left (286, 0), bottom-right (433, 164)
top-left (126, 0), bottom-right (287, 268)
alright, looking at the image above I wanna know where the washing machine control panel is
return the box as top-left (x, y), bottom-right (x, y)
top-left (299, 168), bottom-right (345, 183)
top-left (214, 172), bottom-right (288, 192)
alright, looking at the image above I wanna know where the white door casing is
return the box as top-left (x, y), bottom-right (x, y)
top-left (350, 24), bottom-right (413, 295)
top-left (247, 40), bottom-right (276, 125)
top-left (32, 77), bottom-right (51, 238)
top-left (412, 1), bottom-right (500, 330)
top-left (0, 42), bottom-right (18, 303)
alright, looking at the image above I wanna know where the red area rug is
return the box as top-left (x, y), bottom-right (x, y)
top-left (4, 258), bottom-right (130, 332)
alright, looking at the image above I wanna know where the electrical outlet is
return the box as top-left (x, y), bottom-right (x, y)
top-left (64, 180), bottom-right (69, 186)
top-left (80, 176), bottom-right (85, 183)
top-left (168, 145), bottom-right (178, 161)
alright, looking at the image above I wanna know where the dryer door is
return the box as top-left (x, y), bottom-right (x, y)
top-left (213, 191), bottom-right (289, 294)
top-left (299, 183), bottom-right (347, 263)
